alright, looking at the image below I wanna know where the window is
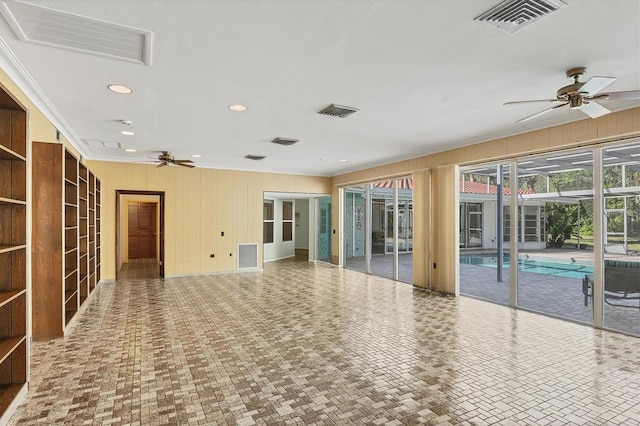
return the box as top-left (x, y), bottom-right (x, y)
top-left (263, 200), bottom-right (274, 243)
top-left (282, 201), bottom-right (293, 242)
top-left (523, 205), bottom-right (540, 242)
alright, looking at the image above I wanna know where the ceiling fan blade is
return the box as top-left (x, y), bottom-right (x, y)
top-left (516, 102), bottom-right (568, 123)
top-left (504, 99), bottom-right (562, 105)
top-left (176, 162), bottom-right (195, 168)
top-left (590, 90), bottom-right (640, 101)
top-left (157, 162), bottom-right (168, 168)
top-left (580, 76), bottom-right (616, 95)
top-left (581, 101), bottom-right (610, 119)
top-left (174, 159), bottom-right (194, 164)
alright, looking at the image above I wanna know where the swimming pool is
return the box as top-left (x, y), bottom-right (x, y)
top-left (459, 254), bottom-right (593, 279)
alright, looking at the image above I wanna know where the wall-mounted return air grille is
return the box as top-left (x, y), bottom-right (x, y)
top-left (238, 243), bottom-right (259, 269)
top-left (475, 0), bottom-right (568, 33)
top-left (245, 154), bottom-right (266, 161)
top-left (318, 104), bottom-right (359, 118)
top-left (0, 1), bottom-right (153, 64)
top-left (271, 137), bottom-right (299, 146)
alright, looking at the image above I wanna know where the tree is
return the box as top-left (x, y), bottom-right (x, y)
top-left (546, 203), bottom-right (576, 248)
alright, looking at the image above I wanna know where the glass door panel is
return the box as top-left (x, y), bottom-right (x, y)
top-left (317, 196), bottom-right (332, 263)
top-left (344, 187), bottom-right (367, 273)
top-left (459, 165), bottom-right (510, 305)
top-left (343, 178), bottom-right (413, 283)
top-left (603, 143), bottom-right (640, 336)
top-left (516, 151), bottom-right (594, 325)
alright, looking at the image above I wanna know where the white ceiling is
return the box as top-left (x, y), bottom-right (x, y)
top-left (0, 0), bottom-right (638, 177)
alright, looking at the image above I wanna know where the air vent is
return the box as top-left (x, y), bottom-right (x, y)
top-left (82, 139), bottom-right (122, 149)
top-left (475, 0), bottom-right (567, 33)
top-left (271, 137), bottom-right (299, 146)
top-left (238, 243), bottom-right (259, 270)
top-left (245, 154), bottom-right (266, 161)
top-left (318, 104), bottom-right (359, 118)
top-left (0, 1), bottom-right (153, 65)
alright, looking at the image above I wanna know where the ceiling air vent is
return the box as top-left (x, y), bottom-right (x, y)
top-left (271, 137), bottom-right (299, 146)
top-left (0, 1), bottom-right (153, 65)
top-left (245, 154), bottom-right (266, 161)
top-left (475, 0), bottom-right (568, 33)
top-left (83, 139), bottom-right (122, 149)
top-left (318, 104), bottom-right (359, 118)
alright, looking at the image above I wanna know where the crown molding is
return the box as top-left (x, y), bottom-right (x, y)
top-left (0, 33), bottom-right (90, 159)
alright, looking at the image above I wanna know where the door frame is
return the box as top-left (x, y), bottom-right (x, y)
top-left (116, 190), bottom-right (165, 279)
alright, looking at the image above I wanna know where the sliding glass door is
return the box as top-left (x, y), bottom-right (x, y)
top-left (344, 177), bottom-right (413, 283)
top-left (602, 142), bottom-right (640, 336)
top-left (458, 141), bottom-right (640, 337)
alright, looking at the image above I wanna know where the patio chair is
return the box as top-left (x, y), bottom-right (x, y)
top-left (582, 260), bottom-right (640, 309)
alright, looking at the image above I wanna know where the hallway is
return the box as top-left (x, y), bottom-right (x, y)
top-left (119, 258), bottom-right (161, 280)
top-left (9, 259), bottom-right (640, 425)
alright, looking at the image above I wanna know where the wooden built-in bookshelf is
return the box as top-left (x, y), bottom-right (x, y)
top-left (96, 179), bottom-right (101, 283)
top-left (32, 143), bottom-right (101, 341)
top-left (88, 171), bottom-right (96, 292)
top-left (0, 87), bottom-right (28, 425)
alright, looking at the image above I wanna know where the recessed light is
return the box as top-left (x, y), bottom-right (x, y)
top-left (120, 130), bottom-right (135, 136)
top-left (124, 148), bottom-right (137, 152)
top-left (191, 154), bottom-right (202, 158)
top-left (108, 84), bottom-right (133, 94)
top-left (339, 159), bottom-right (348, 163)
top-left (228, 104), bottom-right (247, 112)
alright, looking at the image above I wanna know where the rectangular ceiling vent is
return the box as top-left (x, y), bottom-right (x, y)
top-left (0, 1), bottom-right (153, 65)
top-left (475, 0), bottom-right (568, 33)
top-left (82, 139), bottom-right (122, 149)
top-left (271, 137), bottom-right (299, 146)
top-left (318, 104), bottom-right (359, 118)
top-left (245, 154), bottom-right (266, 161)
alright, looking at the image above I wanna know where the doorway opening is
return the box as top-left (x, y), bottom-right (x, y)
top-left (116, 190), bottom-right (165, 280)
top-left (262, 192), bottom-right (331, 264)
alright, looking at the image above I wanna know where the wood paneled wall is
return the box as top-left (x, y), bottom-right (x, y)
top-left (85, 161), bottom-right (331, 279)
top-left (331, 108), bottom-right (640, 293)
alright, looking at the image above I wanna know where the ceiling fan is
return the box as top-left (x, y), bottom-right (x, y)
top-left (505, 67), bottom-right (640, 123)
top-left (150, 151), bottom-right (195, 168)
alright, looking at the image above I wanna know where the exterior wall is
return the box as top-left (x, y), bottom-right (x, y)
top-left (86, 160), bottom-right (331, 279)
top-left (332, 108), bottom-right (640, 293)
top-left (482, 201), bottom-right (498, 249)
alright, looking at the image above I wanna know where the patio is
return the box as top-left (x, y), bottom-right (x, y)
top-left (460, 249), bottom-right (640, 336)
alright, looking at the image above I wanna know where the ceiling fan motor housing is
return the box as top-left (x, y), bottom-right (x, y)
top-left (159, 151), bottom-right (174, 162)
top-left (557, 82), bottom-right (585, 99)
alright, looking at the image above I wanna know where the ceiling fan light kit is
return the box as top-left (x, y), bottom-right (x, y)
top-left (505, 66), bottom-right (640, 123)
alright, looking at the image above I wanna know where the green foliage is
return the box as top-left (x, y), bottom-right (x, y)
top-left (546, 203), bottom-right (576, 248)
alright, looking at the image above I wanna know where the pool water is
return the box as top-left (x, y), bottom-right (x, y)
top-left (460, 254), bottom-right (593, 279)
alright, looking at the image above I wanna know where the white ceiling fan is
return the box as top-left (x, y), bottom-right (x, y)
top-left (505, 67), bottom-right (640, 123)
